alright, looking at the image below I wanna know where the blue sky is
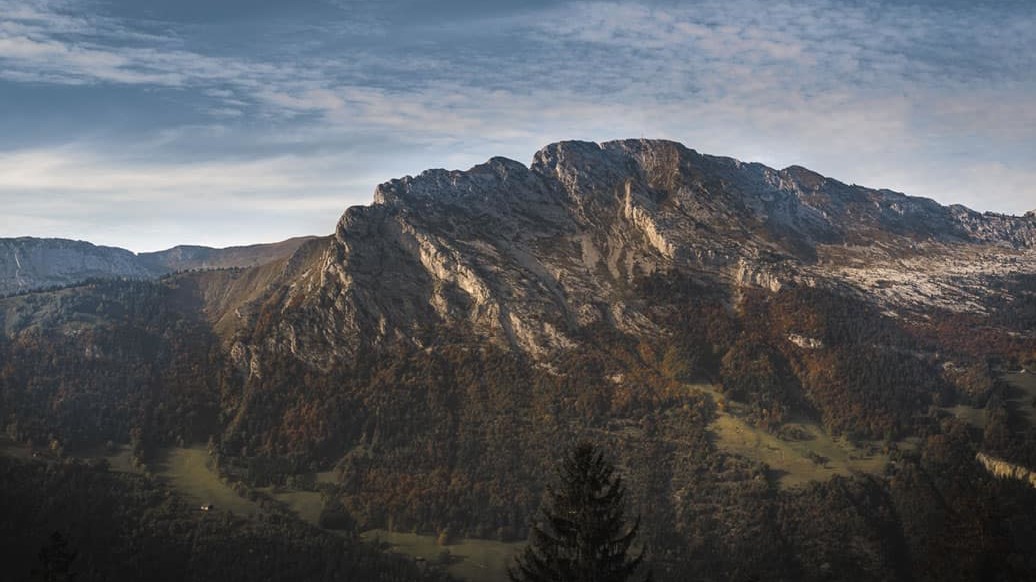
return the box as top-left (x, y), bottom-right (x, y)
top-left (1, 0), bottom-right (1033, 251)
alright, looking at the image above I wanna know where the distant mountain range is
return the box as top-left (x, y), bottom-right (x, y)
top-left (0, 236), bottom-right (317, 295)
top-left (3, 139), bottom-right (1035, 581)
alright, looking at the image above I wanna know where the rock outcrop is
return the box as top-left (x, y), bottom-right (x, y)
top-left (976, 452), bottom-right (1036, 490)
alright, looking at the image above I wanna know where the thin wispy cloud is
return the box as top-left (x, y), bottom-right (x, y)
top-left (0, 0), bottom-right (322, 113)
top-left (0, 146), bottom-right (378, 250)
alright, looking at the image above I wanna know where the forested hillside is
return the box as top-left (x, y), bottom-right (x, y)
top-left (0, 456), bottom-right (450, 581)
top-left (3, 140), bottom-right (1036, 580)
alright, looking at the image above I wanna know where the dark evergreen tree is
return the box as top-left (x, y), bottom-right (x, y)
top-left (31, 531), bottom-right (77, 582)
top-left (510, 442), bottom-right (651, 582)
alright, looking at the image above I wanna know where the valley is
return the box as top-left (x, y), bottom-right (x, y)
top-left (0, 438), bottom-right (520, 581)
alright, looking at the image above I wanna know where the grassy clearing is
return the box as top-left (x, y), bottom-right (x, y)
top-left (709, 414), bottom-right (887, 487)
top-left (362, 529), bottom-right (522, 582)
top-left (150, 446), bottom-right (259, 517)
top-left (1005, 371), bottom-right (1036, 425)
top-left (256, 471), bottom-right (336, 526)
top-left (691, 385), bottom-right (890, 488)
top-left (943, 372), bottom-right (1036, 430)
top-left (70, 443), bottom-right (142, 473)
top-left (101, 446), bottom-right (139, 473)
top-left (0, 436), bottom-right (31, 459)
top-left (264, 488), bottom-right (325, 525)
top-left (943, 404), bottom-right (988, 429)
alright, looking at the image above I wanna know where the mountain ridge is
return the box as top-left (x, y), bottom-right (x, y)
top-left (0, 235), bottom-right (318, 296)
top-left (290, 139), bottom-right (1034, 360)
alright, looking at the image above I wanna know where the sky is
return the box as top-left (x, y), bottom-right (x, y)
top-left (0, 0), bottom-right (1034, 252)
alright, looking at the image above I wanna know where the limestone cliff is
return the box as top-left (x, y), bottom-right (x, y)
top-left (976, 452), bottom-right (1036, 490)
top-left (235, 139), bottom-right (1036, 369)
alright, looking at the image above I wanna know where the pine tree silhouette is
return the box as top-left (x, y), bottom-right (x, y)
top-left (510, 442), bottom-right (652, 582)
top-left (31, 531), bottom-right (77, 582)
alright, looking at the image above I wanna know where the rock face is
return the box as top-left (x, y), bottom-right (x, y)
top-left (0, 238), bottom-right (155, 296)
top-left (0, 236), bottom-right (317, 295)
top-left (245, 139), bottom-right (1036, 366)
top-left (976, 452), bottom-right (1036, 490)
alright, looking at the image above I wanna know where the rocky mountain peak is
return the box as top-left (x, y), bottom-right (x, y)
top-left (780, 165), bottom-right (827, 190)
top-left (528, 139), bottom-right (689, 196)
top-left (314, 139), bottom-right (1036, 361)
top-left (370, 154), bottom-right (551, 214)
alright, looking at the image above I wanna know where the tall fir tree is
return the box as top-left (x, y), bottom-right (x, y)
top-left (510, 442), bottom-right (652, 582)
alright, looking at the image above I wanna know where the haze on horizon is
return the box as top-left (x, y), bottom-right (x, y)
top-left (1, 0), bottom-right (1033, 252)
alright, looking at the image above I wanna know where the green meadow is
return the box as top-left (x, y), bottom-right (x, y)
top-left (150, 446), bottom-right (261, 517)
top-left (363, 529), bottom-right (523, 582)
top-left (693, 385), bottom-right (897, 488)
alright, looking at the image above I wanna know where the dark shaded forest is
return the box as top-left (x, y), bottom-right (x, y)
top-left (0, 456), bottom-right (451, 581)
top-left (2, 270), bottom-right (1036, 581)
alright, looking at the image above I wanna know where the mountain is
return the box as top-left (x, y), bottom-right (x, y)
top-left (0, 236), bottom-right (318, 296)
top-left (0, 237), bottom-right (155, 296)
top-left (3, 139), bottom-right (1036, 581)
top-left (230, 139), bottom-right (1034, 366)
top-left (138, 236), bottom-right (319, 272)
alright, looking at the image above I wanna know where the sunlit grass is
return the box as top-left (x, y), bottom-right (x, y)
top-left (692, 385), bottom-right (891, 488)
top-left (362, 529), bottom-right (523, 582)
top-left (150, 446), bottom-right (259, 516)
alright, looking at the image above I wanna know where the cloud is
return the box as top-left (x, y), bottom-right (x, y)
top-left (0, 145), bottom-right (381, 250)
top-left (522, 0), bottom-right (1035, 92)
top-left (0, 0), bottom-right (320, 112)
top-left (0, 146), bottom-right (374, 201)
